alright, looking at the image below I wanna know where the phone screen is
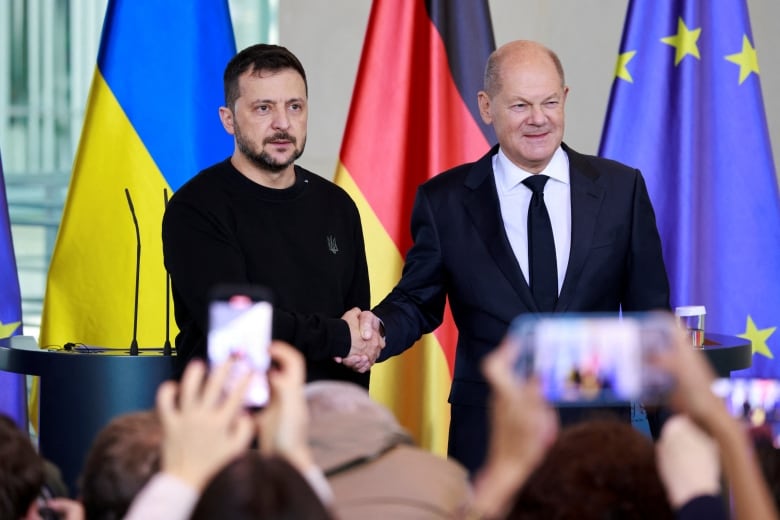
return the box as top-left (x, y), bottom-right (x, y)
top-left (207, 289), bottom-right (273, 408)
top-left (509, 313), bottom-right (675, 405)
top-left (711, 377), bottom-right (780, 447)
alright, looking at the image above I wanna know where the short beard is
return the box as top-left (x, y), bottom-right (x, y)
top-left (235, 128), bottom-right (306, 173)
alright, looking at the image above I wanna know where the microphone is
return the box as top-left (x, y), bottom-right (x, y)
top-left (125, 188), bottom-right (141, 356)
top-left (163, 188), bottom-right (173, 356)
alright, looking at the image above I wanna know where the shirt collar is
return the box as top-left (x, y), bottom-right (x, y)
top-left (494, 146), bottom-right (570, 193)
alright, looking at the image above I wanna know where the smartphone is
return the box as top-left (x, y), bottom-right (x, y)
top-left (207, 284), bottom-right (273, 409)
top-left (711, 377), bottom-right (780, 447)
top-left (508, 312), bottom-right (676, 406)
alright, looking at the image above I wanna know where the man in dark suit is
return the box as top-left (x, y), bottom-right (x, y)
top-left (346, 40), bottom-right (670, 474)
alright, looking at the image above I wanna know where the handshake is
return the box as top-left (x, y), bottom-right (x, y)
top-left (335, 308), bottom-right (385, 373)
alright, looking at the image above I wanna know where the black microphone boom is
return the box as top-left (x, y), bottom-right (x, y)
top-left (124, 188), bottom-right (141, 356)
top-left (163, 188), bottom-right (173, 356)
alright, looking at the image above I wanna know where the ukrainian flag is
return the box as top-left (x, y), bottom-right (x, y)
top-left (40, 1), bottom-right (236, 352)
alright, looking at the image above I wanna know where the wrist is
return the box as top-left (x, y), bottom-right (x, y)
top-left (469, 462), bottom-right (530, 519)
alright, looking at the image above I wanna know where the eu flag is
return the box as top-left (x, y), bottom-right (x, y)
top-left (0, 149), bottom-right (26, 428)
top-left (599, 0), bottom-right (780, 376)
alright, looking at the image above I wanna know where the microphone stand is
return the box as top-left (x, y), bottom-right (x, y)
top-left (124, 188), bottom-right (140, 356)
top-left (163, 188), bottom-right (173, 356)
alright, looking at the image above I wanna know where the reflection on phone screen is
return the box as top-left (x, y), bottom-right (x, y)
top-left (712, 378), bottom-right (780, 447)
top-left (207, 296), bottom-right (272, 408)
top-left (509, 313), bottom-right (675, 406)
top-left (533, 318), bottom-right (641, 404)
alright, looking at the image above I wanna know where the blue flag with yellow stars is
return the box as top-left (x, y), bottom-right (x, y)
top-left (599, 0), bottom-right (780, 377)
top-left (0, 148), bottom-right (26, 428)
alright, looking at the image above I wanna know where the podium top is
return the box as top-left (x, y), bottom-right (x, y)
top-left (0, 336), bottom-right (176, 377)
top-left (702, 333), bottom-right (752, 377)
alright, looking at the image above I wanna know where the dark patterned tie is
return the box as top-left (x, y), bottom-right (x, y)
top-left (522, 175), bottom-right (558, 312)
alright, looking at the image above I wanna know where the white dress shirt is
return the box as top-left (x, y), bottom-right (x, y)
top-left (493, 146), bottom-right (572, 295)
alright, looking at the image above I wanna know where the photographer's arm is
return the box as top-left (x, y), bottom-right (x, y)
top-left (657, 329), bottom-right (779, 520)
top-left (463, 339), bottom-right (558, 519)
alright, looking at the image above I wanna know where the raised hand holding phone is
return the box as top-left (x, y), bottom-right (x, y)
top-left (207, 284), bottom-right (274, 409)
top-left (507, 312), bottom-right (677, 406)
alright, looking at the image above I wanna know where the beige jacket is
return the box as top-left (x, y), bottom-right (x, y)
top-left (309, 411), bottom-right (470, 519)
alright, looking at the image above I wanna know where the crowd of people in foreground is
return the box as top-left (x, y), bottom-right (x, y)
top-left (2, 326), bottom-right (779, 519)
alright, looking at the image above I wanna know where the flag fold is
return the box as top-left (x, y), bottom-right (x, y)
top-left (40, 0), bottom-right (236, 351)
top-left (335, 0), bottom-right (495, 453)
top-left (0, 149), bottom-right (26, 428)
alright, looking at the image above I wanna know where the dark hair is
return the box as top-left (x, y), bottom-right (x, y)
top-left (509, 419), bottom-right (673, 519)
top-left (223, 44), bottom-right (308, 110)
top-left (0, 414), bottom-right (45, 519)
top-left (79, 411), bottom-right (162, 520)
top-left (191, 453), bottom-right (333, 520)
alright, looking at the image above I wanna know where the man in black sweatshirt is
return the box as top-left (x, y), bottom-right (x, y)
top-left (162, 44), bottom-right (381, 385)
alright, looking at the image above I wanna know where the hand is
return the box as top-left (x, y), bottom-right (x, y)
top-left (359, 309), bottom-right (384, 342)
top-left (651, 325), bottom-right (727, 430)
top-left (654, 321), bottom-right (780, 520)
top-left (156, 358), bottom-right (255, 491)
top-left (335, 308), bottom-right (384, 373)
top-left (256, 341), bottom-right (313, 473)
top-left (43, 497), bottom-right (85, 520)
top-left (481, 337), bottom-right (558, 475)
top-left (470, 338), bottom-right (558, 518)
top-left (656, 415), bottom-right (721, 508)
top-left (342, 309), bottom-right (386, 371)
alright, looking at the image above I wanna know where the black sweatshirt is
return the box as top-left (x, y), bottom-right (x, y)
top-left (162, 159), bottom-right (370, 387)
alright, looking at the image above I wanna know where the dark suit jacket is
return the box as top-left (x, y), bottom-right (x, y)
top-left (373, 143), bottom-right (670, 468)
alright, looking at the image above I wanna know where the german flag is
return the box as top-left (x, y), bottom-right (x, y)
top-left (334, 0), bottom-right (495, 454)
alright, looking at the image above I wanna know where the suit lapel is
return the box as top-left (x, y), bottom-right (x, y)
top-left (557, 144), bottom-right (605, 311)
top-left (463, 146), bottom-right (538, 311)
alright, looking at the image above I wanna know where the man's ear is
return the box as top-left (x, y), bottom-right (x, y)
top-left (477, 91), bottom-right (493, 125)
top-left (218, 106), bottom-right (235, 135)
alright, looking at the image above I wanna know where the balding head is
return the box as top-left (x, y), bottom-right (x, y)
top-left (484, 40), bottom-right (565, 97)
top-left (477, 39), bottom-right (569, 173)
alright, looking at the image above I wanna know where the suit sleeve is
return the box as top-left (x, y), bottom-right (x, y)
top-left (373, 186), bottom-right (448, 360)
top-left (622, 170), bottom-right (671, 311)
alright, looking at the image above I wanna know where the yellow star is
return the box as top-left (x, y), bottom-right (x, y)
top-left (738, 315), bottom-right (776, 359)
top-left (661, 18), bottom-right (702, 65)
top-left (0, 320), bottom-right (21, 338)
top-left (725, 35), bottom-right (760, 84)
top-left (615, 50), bottom-right (637, 83)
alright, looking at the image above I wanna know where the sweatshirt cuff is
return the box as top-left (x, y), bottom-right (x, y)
top-left (327, 318), bottom-right (351, 358)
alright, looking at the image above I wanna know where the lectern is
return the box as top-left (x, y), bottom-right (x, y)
top-left (0, 336), bottom-right (175, 495)
top-left (702, 333), bottom-right (752, 377)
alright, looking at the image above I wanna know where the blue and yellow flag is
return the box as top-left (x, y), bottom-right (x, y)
top-left (599, 0), bottom-right (780, 376)
top-left (0, 149), bottom-right (26, 428)
top-left (40, 1), bottom-right (235, 350)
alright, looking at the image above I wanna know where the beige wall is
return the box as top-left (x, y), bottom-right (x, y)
top-left (277, 0), bottom-right (780, 182)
